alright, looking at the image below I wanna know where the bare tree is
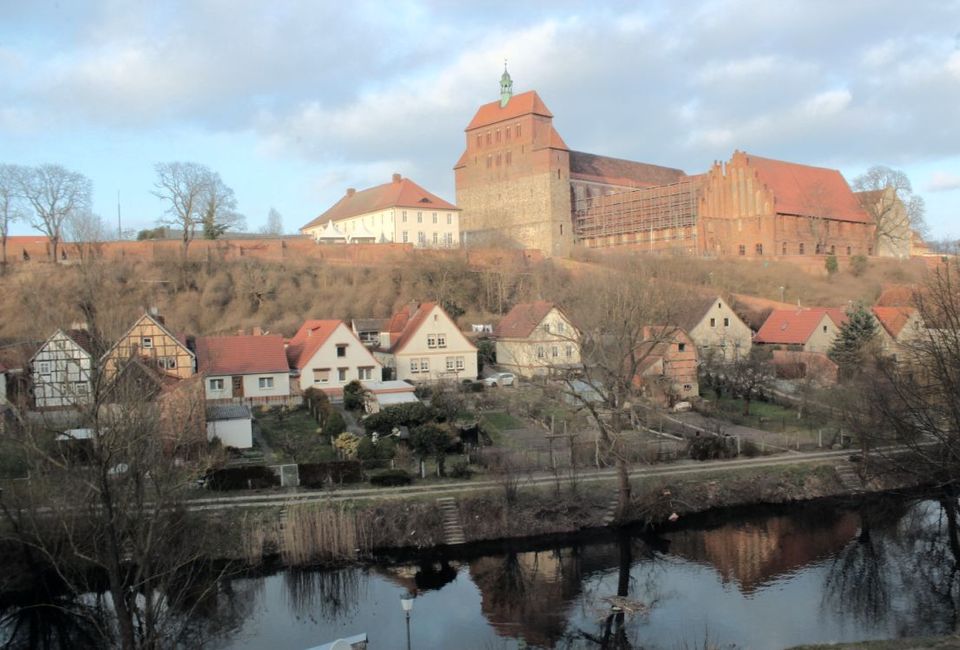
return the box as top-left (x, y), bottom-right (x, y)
top-left (153, 162), bottom-right (210, 259)
top-left (65, 210), bottom-right (111, 262)
top-left (260, 207), bottom-right (283, 235)
top-left (853, 166), bottom-right (927, 257)
top-left (0, 163), bottom-right (28, 269)
top-left (16, 164), bottom-right (93, 262)
top-left (200, 172), bottom-right (244, 240)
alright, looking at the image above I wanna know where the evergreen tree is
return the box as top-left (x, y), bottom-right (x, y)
top-left (829, 304), bottom-right (878, 378)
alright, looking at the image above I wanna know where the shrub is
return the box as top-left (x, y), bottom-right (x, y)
top-left (322, 411), bottom-right (347, 438)
top-left (298, 460), bottom-right (363, 488)
top-left (824, 254), bottom-right (838, 276)
top-left (333, 431), bottom-right (360, 459)
top-left (362, 402), bottom-right (437, 434)
top-left (448, 460), bottom-right (473, 479)
top-left (343, 380), bottom-right (366, 411)
top-left (369, 469), bottom-right (413, 487)
top-left (414, 384), bottom-right (433, 400)
top-left (741, 439), bottom-right (761, 458)
top-left (687, 435), bottom-right (736, 461)
top-left (850, 254), bottom-right (868, 277)
top-left (207, 466), bottom-right (279, 491)
top-left (357, 435), bottom-right (396, 461)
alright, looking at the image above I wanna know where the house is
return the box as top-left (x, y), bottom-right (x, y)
top-left (30, 329), bottom-right (96, 409)
top-left (753, 308), bottom-right (847, 354)
top-left (101, 313), bottom-right (196, 381)
top-left (351, 318), bottom-right (388, 348)
top-left (361, 380), bottom-right (420, 414)
top-left (286, 320), bottom-right (383, 398)
top-left (493, 301), bottom-right (581, 378)
top-left (675, 295), bottom-right (753, 362)
top-left (872, 306), bottom-right (924, 356)
top-left (206, 403), bottom-right (253, 449)
top-left (300, 173), bottom-right (461, 248)
top-left (196, 335), bottom-right (292, 406)
top-left (374, 302), bottom-right (478, 383)
top-left (634, 326), bottom-right (699, 404)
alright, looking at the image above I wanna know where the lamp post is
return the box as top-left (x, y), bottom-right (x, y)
top-left (400, 595), bottom-right (414, 650)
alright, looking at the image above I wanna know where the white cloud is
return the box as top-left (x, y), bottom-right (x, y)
top-left (927, 171), bottom-right (960, 192)
top-left (802, 89), bottom-right (852, 117)
top-left (947, 51), bottom-right (960, 79)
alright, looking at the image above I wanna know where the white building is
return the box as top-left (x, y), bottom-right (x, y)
top-left (206, 404), bottom-right (253, 449)
top-left (374, 302), bottom-right (478, 383)
top-left (30, 329), bottom-right (96, 409)
top-left (286, 320), bottom-right (383, 398)
top-left (195, 335), bottom-right (293, 406)
top-left (493, 301), bottom-right (581, 378)
top-left (300, 173), bottom-right (461, 248)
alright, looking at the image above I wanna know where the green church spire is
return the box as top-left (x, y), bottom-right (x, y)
top-left (500, 60), bottom-right (513, 108)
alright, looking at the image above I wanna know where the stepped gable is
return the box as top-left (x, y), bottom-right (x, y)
top-left (196, 335), bottom-right (289, 375)
top-left (301, 175), bottom-right (457, 231)
top-left (569, 151), bottom-right (686, 188)
top-left (743, 152), bottom-right (870, 223)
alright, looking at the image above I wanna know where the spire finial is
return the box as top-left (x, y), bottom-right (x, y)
top-left (499, 61), bottom-right (513, 108)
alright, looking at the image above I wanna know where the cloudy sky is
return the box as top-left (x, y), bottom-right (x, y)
top-left (2, 0), bottom-right (959, 238)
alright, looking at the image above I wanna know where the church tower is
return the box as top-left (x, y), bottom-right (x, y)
top-left (453, 70), bottom-right (574, 257)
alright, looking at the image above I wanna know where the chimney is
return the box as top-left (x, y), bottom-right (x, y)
top-left (346, 188), bottom-right (356, 197)
top-left (392, 173), bottom-right (402, 183)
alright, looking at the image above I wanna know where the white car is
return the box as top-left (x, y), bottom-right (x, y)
top-left (484, 372), bottom-right (516, 387)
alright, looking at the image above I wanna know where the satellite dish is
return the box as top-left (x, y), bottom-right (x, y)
top-left (329, 641), bottom-right (352, 650)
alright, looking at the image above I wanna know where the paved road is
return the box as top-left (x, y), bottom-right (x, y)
top-left (184, 447), bottom-right (857, 511)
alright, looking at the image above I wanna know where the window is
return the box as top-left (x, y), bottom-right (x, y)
top-left (402, 231), bottom-right (408, 243)
top-left (427, 334), bottom-right (437, 348)
top-left (822, 325), bottom-right (828, 333)
top-left (209, 378), bottom-right (225, 391)
top-left (505, 151), bottom-right (512, 165)
top-left (446, 357), bottom-right (455, 371)
top-left (39, 361), bottom-right (51, 375)
top-left (402, 211), bottom-right (407, 222)
top-left (537, 346), bottom-right (545, 359)
top-left (710, 318), bottom-right (716, 328)
top-left (359, 366), bottom-right (374, 380)
top-left (433, 232), bottom-right (438, 244)
top-left (141, 336), bottom-right (153, 349)
top-left (417, 212), bottom-right (422, 223)
top-left (723, 317), bottom-right (730, 327)
top-left (476, 134), bottom-right (482, 148)
top-left (816, 243), bottom-right (823, 255)
top-left (846, 246), bottom-right (852, 256)
top-left (496, 153), bottom-right (501, 166)
top-left (445, 233), bottom-right (453, 245)
top-left (678, 343), bottom-right (686, 352)
top-left (565, 345), bottom-right (573, 358)
top-left (542, 323), bottom-right (551, 334)
top-left (437, 333), bottom-right (446, 348)
top-left (410, 359), bottom-right (419, 373)
top-left (515, 124), bottom-right (521, 137)
top-left (338, 368), bottom-right (347, 382)
top-left (782, 242), bottom-right (787, 255)
top-left (446, 214), bottom-right (452, 225)
top-left (258, 377), bottom-right (274, 389)
top-left (830, 245), bottom-right (836, 255)
top-left (496, 129), bottom-right (501, 143)
top-left (336, 344), bottom-right (347, 358)
top-left (432, 212), bottom-right (437, 224)
top-left (738, 245), bottom-right (746, 256)
top-left (506, 126), bottom-right (511, 139)
top-left (313, 368), bottom-right (330, 384)
top-left (551, 346), bottom-right (559, 358)
top-left (557, 321), bottom-right (565, 333)
top-left (455, 356), bottom-right (465, 370)
top-left (418, 232), bottom-right (426, 245)
top-left (868, 246), bottom-right (873, 255)
top-left (486, 155), bottom-right (492, 169)
top-left (420, 358), bottom-right (430, 373)
top-left (799, 243), bottom-right (805, 255)
top-left (486, 132), bottom-right (491, 145)
top-left (159, 357), bottom-right (177, 370)
top-left (75, 382), bottom-right (89, 396)
top-left (755, 243), bottom-right (763, 256)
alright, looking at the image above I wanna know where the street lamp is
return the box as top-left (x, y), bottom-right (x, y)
top-left (400, 595), bottom-right (414, 650)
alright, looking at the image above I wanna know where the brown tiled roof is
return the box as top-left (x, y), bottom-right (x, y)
top-left (196, 335), bottom-right (289, 376)
top-left (65, 329), bottom-right (96, 356)
top-left (300, 176), bottom-right (457, 231)
top-left (743, 153), bottom-right (870, 223)
top-left (671, 295), bottom-right (724, 333)
top-left (381, 302), bottom-right (437, 353)
top-left (285, 320), bottom-right (344, 370)
top-left (871, 306), bottom-right (916, 339)
top-left (570, 151), bottom-right (686, 188)
top-left (494, 301), bottom-right (557, 338)
top-left (754, 308), bottom-right (848, 345)
top-left (875, 284), bottom-right (916, 307)
top-left (465, 91), bottom-right (553, 130)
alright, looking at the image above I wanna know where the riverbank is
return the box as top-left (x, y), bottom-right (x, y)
top-left (789, 637), bottom-right (960, 649)
top-left (200, 458), bottom-right (922, 565)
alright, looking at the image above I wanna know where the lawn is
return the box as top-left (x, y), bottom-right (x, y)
top-left (479, 411), bottom-right (524, 444)
top-left (257, 406), bottom-right (336, 463)
top-left (708, 396), bottom-right (843, 446)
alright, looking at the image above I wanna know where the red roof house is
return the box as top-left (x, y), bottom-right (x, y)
top-left (196, 335), bottom-right (291, 404)
top-left (286, 320), bottom-right (382, 396)
top-left (754, 308), bottom-right (848, 353)
top-left (493, 301), bottom-right (581, 377)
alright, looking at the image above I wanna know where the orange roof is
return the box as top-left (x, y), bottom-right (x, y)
top-left (570, 151), bottom-right (686, 188)
top-left (465, 90), bottom-right (553, 130)
top-left (872, 306), bottom-right (916, 339)
top-left (300, 175), bottom-right (457, 231)
top-left (285, 320), bottom-right (344, 369)
top-left (494, 301), bottom-right (558, 338)
top-left (754, 308), bottom-right (848, 345)
top-left (381, 302), bottom-right (437, 353)
top-left (742, 153), bottom-right (870, 224)
top-left (196, 335), bottom-right (289, 375)
top-left (875, 284), bottom-right (916, 307)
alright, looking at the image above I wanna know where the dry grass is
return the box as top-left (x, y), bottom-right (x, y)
top-left (280, 503), bottom-right (369, 565)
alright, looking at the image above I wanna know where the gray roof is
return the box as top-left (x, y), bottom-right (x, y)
top-left (352, 318), bottom-right (387, 333)
top-left (206, 404), bottom-right (253, 421)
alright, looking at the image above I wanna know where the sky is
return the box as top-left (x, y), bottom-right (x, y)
top-left (1, 0), bottom-right (959, 239)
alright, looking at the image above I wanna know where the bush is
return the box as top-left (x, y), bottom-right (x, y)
top-left (298, 460), bottom-right (363, 488)
top-left (357, 435), bottom-right (396, 461)
top-left (824, 254), bottom-right (838, 276)
top-left (207, 466), bottom-right (279, 491)
top-left (741, 439), bottom-right (761, 458)
top-left (362, 402), bottom-right (437, 434)
top-left (414, 384), bottom-right (433, 400)
top-left (448, 460), bottom-right (473, 479)
top-left (369, 469), bottom-right (413, 487)
top-left (343, 380), bottom-right (366, 411)
top-left (322, 411), bottom-right (347, 438)
top-left (850, 254), bottom-right (868, 277)
top-left (687, 435), bottom-right (737, 461)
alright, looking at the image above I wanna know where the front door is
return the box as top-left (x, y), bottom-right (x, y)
top-left (232, 376), bottom-right (243, 398)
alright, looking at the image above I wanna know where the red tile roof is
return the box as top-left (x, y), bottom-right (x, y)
top-left (872, 306), bottom-right (916, 339)
top-left (494, 301), bottom-right (558, 338)
top-left (875, 284), bottom-right (916, 307)
top-left (570, 151), bottom-right (686, 188)
top-left (754, 308), bottom-right (848, 345)
top-left (742, 152), bottom-right (870, 224)
top-left (300, 176), bottom-right (458, 231)
top-left (381, 302), bottom-right (437, 353)
top-left (465, 90), bottom-right (554, 130)
top-left (285, 320), bottom-right (344, 369)
top-left (196, 335), bottom-right (289, 375)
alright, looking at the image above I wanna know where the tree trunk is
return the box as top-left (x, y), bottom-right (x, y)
top-left (50, 236), bottom-right (59, 263)
top-left (743, 396), bottom-right (751, 416)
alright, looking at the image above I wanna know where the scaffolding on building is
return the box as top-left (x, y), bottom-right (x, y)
top-left (573, 178), bottom-right (703, 248)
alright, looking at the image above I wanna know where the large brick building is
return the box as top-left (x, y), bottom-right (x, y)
top-left (456, 70), bottom-right (877, 258)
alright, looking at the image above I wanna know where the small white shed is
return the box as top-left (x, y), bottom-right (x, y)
top-left (206, 404), bottom-right (254, 449)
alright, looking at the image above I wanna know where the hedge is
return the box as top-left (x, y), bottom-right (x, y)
top-left (298, 460), bottom-right (363, 488)
top-left (207, 466), bottom-right (279, 491)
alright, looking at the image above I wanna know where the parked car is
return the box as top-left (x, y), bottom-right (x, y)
top-left (484, 372), bottom-right (516, 387)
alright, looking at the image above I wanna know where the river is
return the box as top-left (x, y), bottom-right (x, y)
top-left (3, 495), bottom-right (959, 649)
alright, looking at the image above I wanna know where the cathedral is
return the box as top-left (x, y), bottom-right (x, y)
top-left (455, 69), bottom-right (881, 259)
